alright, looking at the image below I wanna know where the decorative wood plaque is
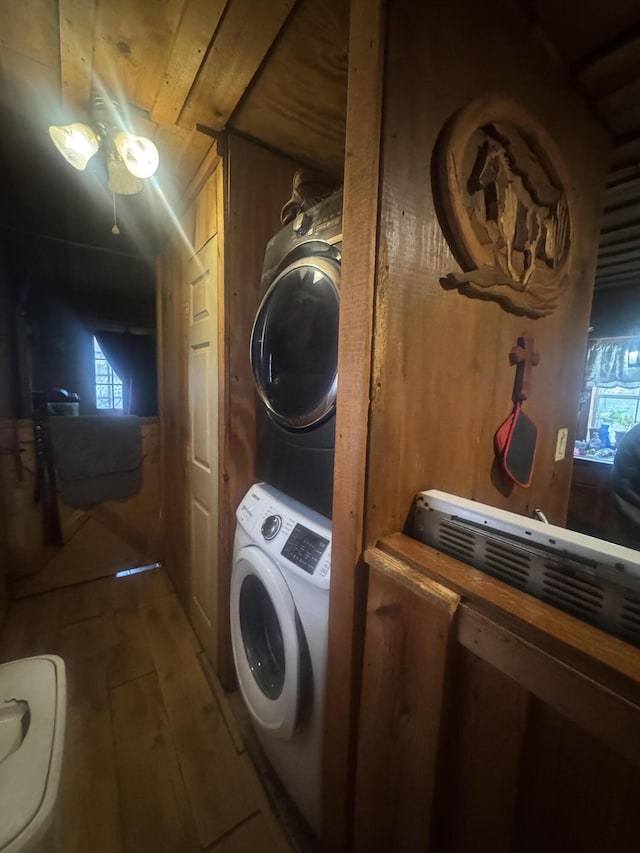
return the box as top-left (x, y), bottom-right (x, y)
top-left (434, 96), bottom-right (573, 318)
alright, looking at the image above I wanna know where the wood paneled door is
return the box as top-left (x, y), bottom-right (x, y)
top-left (187, 183), bottom-right (223, 666)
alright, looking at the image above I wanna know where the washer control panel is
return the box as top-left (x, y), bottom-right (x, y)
top-left (261, 514), bottom-right (282, 540)
top-left (236, 483), bottom-right (331, 587)
top-left (281, 523), bottom-right (329, 575)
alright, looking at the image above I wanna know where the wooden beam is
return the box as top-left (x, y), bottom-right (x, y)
top-left (577, 28), bottom-right (640, 101)
top-left (599, 238), bottom-right (640, 258)
top-left (322, 0), bottom-right (386, 849)
top-left (150, 0), bottom-right (229, 126)
top-left (597, 79), bottom-right (640, 140)
top-left (365, 545), bottom-right (460, 608)
top-left (605, 167), bottom-right (640, 192)
top-left (597, 247), bottom-right (640, 268)
top-left (600, 201), bottom-right (640, 234)
top-left (91, 0), bottom-right (185, 115)
top-left (0, 0), bottom-right (61, 113)
top-left (59, 0), bottom-right (97, 110)
top-left (229, 0), bottom-right (348, 176)
top-left (599, 222), bottom-right (640, 243)
top-left (609, 130), bottom-right (640, 168)
top-left (0, 1), bottom-right (60, 73)
top-left (154, 124), bottom-right (215, 209)
top-left (595, 259), bottom-right (640, 279)
top-left (457, 606), bottom-right (640, 767)
top-left (596, 264), bottom-right (638, 283)
top-left (178, 0), bottom-right (296, 131)
top-left (594, 273), bottom-right (640, 290)
top-left (377, 533), bottom-right (640, 707)
top-left (353, 555), bottom-right (459, 852)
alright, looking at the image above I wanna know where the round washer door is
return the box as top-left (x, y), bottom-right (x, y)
top-left (251, 255), bottom-right (340, 429)
top-left (230, 545), bottom-right (302, 740)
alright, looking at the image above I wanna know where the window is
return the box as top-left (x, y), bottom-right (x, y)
top-left (588, 385), bottom-right (640, 439)
top-left (93, 337), bottom-right (123, 411)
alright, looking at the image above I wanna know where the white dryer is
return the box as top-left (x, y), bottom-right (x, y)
top-left (231, 483), bottom-right (331, 835)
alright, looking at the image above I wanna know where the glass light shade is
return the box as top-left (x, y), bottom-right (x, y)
top-left (114, 132), bottom-right (159, 179)
top-left (48, 123), bottom-right (99, 171)
top-left (108, 158), bottom-right (143, 195)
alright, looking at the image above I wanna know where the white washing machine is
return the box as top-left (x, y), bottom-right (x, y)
top-left (231, 483), bottom-right (331, 835)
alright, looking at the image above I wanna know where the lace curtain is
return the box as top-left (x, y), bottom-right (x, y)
top-left (584, 339), bottom-right (640, 389)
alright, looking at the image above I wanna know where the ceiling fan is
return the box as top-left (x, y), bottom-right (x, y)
top-left (48, 97), bottom-right (159, 196)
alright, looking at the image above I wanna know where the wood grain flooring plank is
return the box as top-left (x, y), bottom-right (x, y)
top-left (213, 811), bottom-right (293, 853)
top-left (131, 565), bottom-right (175, 602)
top-left (143, 587), bottom-right (202, 654)
top-left (141, 595), bottom-right (261, 847)
top-left (56, 615), bottom-right (112, 712)
top-left (107, 598), bottom-right (155, 690)
top-left (111, 673), bottom-right (199, 853)
top-left (198, 651), bottom-right (245, 754)
top-left (0, 589), bottom-right (61, 662)
top-left (58, 701), bottom-right (123, 853)
top-left (59, 577), bottom-right (111, 626)
top-left (12, 517), bottom-right (142, 597)
top-left (110, 572), bottom-right (140, 612)
top-left (55, 611), bottom-right (124, 852)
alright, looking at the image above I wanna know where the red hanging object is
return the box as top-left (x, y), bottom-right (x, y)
top-left (495, 336), bottom-right (540, 488)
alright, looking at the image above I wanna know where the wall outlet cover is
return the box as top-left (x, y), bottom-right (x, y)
top-left (555, 428), bottom-right (568, 462)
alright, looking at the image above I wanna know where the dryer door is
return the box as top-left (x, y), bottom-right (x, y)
top-left (231, 545), bottom-right (310, 740)
top-left (251, 256), bottom-right (340, 429)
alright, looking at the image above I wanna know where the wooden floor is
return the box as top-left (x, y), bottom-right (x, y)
top-left (0, 568), bottom-right (294, 852)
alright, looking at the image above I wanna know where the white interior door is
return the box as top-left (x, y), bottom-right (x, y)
top-left (187, 234), bottom-right (220, 665)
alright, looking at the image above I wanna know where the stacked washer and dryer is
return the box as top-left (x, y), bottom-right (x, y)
top-left (230, 190), bottom-right (342, 835)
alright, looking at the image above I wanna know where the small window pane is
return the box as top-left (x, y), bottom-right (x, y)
top-left (93, 337), bottom-right (123, 411)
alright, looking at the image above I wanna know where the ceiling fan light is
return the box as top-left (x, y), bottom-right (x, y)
top-left (114, 132), bottom-right (159, 179)
top-left (48, 123), bottom-right (99, 171)
top-left (108, 158), bottom-right (144, 195)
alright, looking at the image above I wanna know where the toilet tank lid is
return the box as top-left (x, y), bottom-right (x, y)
top-left (0, 656), bottom-right (67, 853)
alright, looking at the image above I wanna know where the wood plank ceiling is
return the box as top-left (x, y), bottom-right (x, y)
top-left (0, 0), bottom-right (639, 291)
top-left (0, 0), bottom-right (348, 254)
top-left (521, 0), bottom-right (640, 292)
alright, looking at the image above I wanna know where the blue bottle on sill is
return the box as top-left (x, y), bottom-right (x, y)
top-left (598, 424), bottom-right (611, 449)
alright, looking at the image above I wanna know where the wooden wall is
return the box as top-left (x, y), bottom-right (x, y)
top-left (157, 218), bottom-right (191, 605)
top-left (325, 0), bottom-right (611, 846)
top-left (157, 133), bottom-right (300, 681)
top-left (353, 538), bottom-right (640, 853)
top-left (217, 133), bottom-right (302, 684)
top-left (230, 0), bottom-right (349, 176)
top-left (368, 0), bottom-right (609, 532)
top-left (4, 418), bottom-right (161, 583)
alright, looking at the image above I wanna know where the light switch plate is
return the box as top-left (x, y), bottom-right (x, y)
top-left (555, 428), bottom-right (568, 462)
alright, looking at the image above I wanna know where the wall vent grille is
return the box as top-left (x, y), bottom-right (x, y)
top-left (437, 520), bottom-right (475, 562)
top-left (541, 567), bottom-right (604, 618)
top-left (483, 541), bottom-right (531, 590)
top-left (621, 593), bottom-right (640, 644)
top-left (414, 502), bottom-right (640, 647)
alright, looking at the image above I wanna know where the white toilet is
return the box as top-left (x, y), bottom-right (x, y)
top-left (0, 656), bottom-right (67, 853)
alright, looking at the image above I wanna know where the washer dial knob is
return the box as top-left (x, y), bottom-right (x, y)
top-left (261, 514), bottom-right (282, 541)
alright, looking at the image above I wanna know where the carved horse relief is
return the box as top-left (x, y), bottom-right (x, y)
top-left (433, 97), bottom-right (573, 318)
